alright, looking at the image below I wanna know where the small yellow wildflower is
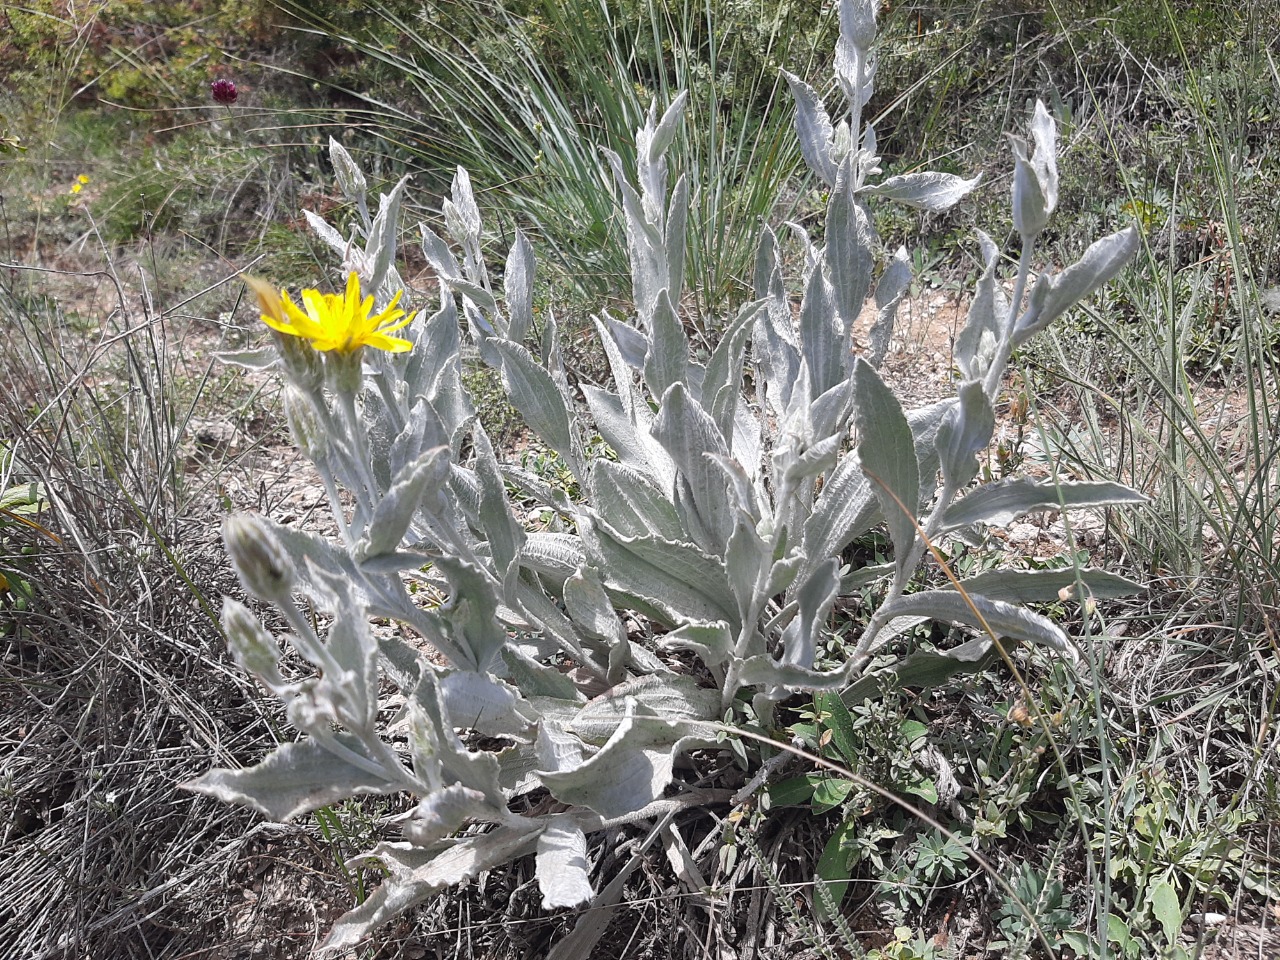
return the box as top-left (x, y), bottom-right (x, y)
top-left (69, 174), bottom-right (90, 195)
top-left (245, 272), bottom-right (414, 354)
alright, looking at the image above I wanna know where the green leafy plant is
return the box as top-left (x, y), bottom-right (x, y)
top-left (189, 1), bottom-right (1143, 950)
top-left (991, 859), bottom-right (1076, 956)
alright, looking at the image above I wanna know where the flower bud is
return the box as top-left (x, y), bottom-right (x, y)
top-left (283, 387), bottom-right (328, 461)
top-left (1010, 143), bottom-right (1050, 239)
top-left (273, 329), bottom-right (326, 394)
top-left (326, 348), bottom-right (364, 397)
top-left (223, 514), bottom-right (295, 603)
top-left (221, 597), bottom-right (284, 689)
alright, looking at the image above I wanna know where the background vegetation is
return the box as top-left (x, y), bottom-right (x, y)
top-left (1, 1), bottom-right (1277, 957)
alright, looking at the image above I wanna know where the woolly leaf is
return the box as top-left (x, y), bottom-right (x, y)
top-left (942, 478), bottom-right (1146, 531)
top-left (185, 737), bottom-right (398, 822)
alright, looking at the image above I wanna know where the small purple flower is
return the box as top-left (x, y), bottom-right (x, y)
top-left (211, 78), bottom-right (238, 106)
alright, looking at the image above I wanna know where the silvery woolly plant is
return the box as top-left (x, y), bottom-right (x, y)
top-left (189, 0), bottom-right (1144, 950)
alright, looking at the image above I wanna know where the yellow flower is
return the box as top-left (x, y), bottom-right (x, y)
top-left (245, 272), bottom-right (414, 354)
top-left (69, 174), bottom-right (90, 195)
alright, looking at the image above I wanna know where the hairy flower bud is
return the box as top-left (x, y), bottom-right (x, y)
top-left (221, 597), bottom-right (285, 689)
top-left (283, 387), bottom-right (328, 461)
top-left (223, 514), bottom-right (295, 603)
top-left (274, 329), bottom-right (326, 394)
top-left (327, 349), bottom-right (363, 397)
top-left (1010, 142), bottom-right (1049, 239)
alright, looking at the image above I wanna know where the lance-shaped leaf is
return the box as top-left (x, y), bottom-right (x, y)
top-left (876, 589), bottom-right (1079, 662)
top-left (359, 447), bottom-right (450, 560)
top-left (401, 785), bottom-right (493, 847)
top-left (862, 171), bottom-right (981, 212)
top-left (564, 566), bottom-right (624, 644)
top-left (783, 71), bottom-right (837, 186)
top-left (603, 148), bottom-right (665, 329)
top-left (583, 386), bottom-right (650, 475)
top-left (329, 136), bottom-right (369, 225)
top-left (303, 209), bottom-right (351, 261)
top-left (537, 815), bottom-right (594, 909)
top-left (955, 567), bottom-right (1144, 603)
top-left (667, 173), bottom-right (689, 298)
top-left (504, 228), bottom-right (535, 345)
top-left (413, 670), bottom-right (505, 801)
top-left (649, 90), bottom-right (688, 161)
top-left (502, 463), bottom-right (575, 515)
top-left (405, 297), bottom-right (461, 403)
top-left (941, 478), bottom-right (1147, 531)
top-left (800, 256), bottom-right (844, 399)
top-left (912, 399), bottom-right (955, 490)
top-left (441, 671), bottom-right (532, 737)
top-left (579, 517), bottom-right (738, 627)
top-left (854, 358), bottom-right (919, 577)
top-left (367, 177), bottom-right (409, 292)
top-left (589, 459), bottom-right (686, 542)
top-left (472, 423), bottom-right (525, 591)
top-left (446, 166), bottom-right (482, 246)
top-left (826, 161), bottom-right (874, 335)
top-left (752, 229), bottom-right (802, 416)
top-left (707, 452), bottom-right (759, 523)
top-left (724, 521), bottom-right (768, 628)
top-left (602, 315), bottom-right (650, 372)
top-left (513, 576), bottom-right (606, 677)
top-left (435, 556), bottom-right (508, 672)
top-left (442, 276), bottom-right (499, 315)
top-left (185, 737), bottom-right (399, 822)
top-left (567, 674), bottom-right (721, 744)
top-left (703, 299), bottom-right (761, 418)
top-left (321, 828), bottom-right (544, 954)
top-left (636, 98), bottom-right (678, 223)
top-left (737, 656), bottom-right (849, 692)
top-left (1014, 227), bottom-right (1140, 344)
top-left (644, 290), bottom-right (690, 401)
top-left (517, 532), bottom-right (586, 585)
top-left (491, 339), bottom-right (575, 467)
top-left (537, 698), bottom-right (717, 818)
top-left (935, 379), bottom-right (995, 490)
top-left (389, 398), bottom-right (442, 483)
top-left (652, 383), bottom-right (733, 552)
top-left (780, 558), bottom-right (841, 671)
top-left (419, 223), bottom-right (462, 280)
top-left (502, 646), bottom-right (585, 702)
top-left (868, 246), bottom-right (911, 369)
top-left (216, 346), bottom-right (279, 371)
top-left (842, 636), bottom-right (996, 705)
top-left (564, 565), bottom-right (629, 681)
top-left (659, 620), bottom-right (734, 670)
top-left (252, 517), bottom-right (363, 605)
top-left (311, 568), bottom-right (380, 729)
top-left (800, 451), bottom-right (878, 581)
top-left (954, 231), bottom-right (1003, 379)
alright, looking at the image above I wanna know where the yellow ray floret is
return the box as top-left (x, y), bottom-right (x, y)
top-left (245, 272), bottom-right (414, 354)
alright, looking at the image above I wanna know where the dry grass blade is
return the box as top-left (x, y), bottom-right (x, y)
top-left (0, 264), bottom-right (311, 959)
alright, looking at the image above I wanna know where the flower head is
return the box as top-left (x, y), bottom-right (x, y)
top-left (69, 174), bottom-right (89, 195)
top-left (245, 272), bottom-right (414, 354)
top-left (211, 78), bottom-right (238, 105)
